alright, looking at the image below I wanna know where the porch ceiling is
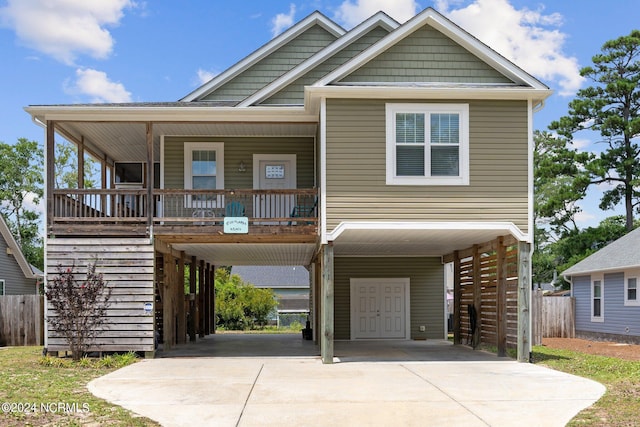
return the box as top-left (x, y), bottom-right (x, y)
top-left (329, 226), bottom-right (524, 258)
top-left (169, 243), bottom-right (318, 266)
top-left (55, 121), bottom-right (318, 163)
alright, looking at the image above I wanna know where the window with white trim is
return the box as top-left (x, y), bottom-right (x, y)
top-left (624, 274), bottom-right (639, 306)
top-left (591, 277), bottom-right (604, 322)
top-left (0, 279), bottom-right (5, 295)
top-left (386, 103), bottom-right (469, 185)
top-left (184, 142), bottom-right (224, 207)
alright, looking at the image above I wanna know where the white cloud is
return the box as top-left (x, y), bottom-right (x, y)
top-left (272, 3), bottom-right (296, 37)
top-left (436, 0), bottom-right (583, 96)
top-left (573, 209), bottom-right (596, 226)
top-left (67, 68), bottom-right (132, 103)
top-left (334, 0), bottom-right (418, 28)
top-left (196, 68), bottom-right (217, 85)
top-left (572, 138), bottom-right (592, 150)
top-left (0, 0), bottom-right (133, 65)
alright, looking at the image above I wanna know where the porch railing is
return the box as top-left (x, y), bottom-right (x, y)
top-left (50, 188), bottom-right (318, 231)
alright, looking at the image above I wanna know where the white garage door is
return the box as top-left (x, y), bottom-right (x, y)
top-left (350, 278), bottom-right (410, 339)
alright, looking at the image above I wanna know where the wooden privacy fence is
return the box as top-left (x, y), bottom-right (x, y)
top-left (0, 295), bottom-right (44, 346)
top-left (532, 290), bottom-right (575, 345)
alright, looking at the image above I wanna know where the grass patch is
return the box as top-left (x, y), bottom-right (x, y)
top-left (0, 346), bottom-right (158, 426)
top-left (532, 345), bottom-right (640, 426)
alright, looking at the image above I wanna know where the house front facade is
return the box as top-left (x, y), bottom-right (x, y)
top-left (562, 227), bottom-right (640, 344)
top-left (27, 8), bottom-right (550, 361)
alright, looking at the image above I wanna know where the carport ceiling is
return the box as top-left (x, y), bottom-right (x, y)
top-left (170, 243), bottom-right (317, 266)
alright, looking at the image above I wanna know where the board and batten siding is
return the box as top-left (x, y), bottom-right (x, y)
top-left (324, 98), bottom-right (529, 233)
top-left (334, 257), bottom-right (443, 340)
top-left (202, 25), bottom-right (338, 102)
top-left (339, 24), bottom-right (513, 84)
top-left (573, 273), bottom-right (640, 339)
top-left (264, 26), bottom-right (391, 105)
top-left (46, 238), bottom-right (155, 352)
top-left (163, 136), bottom-right (316, 190)
top-left (0, 235), bottom-right (35, 295)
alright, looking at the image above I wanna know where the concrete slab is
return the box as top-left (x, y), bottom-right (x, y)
top-left (88, 334), bottom-right (605, 427)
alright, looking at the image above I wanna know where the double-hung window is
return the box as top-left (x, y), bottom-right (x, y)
top-left (625, 273), bottom-right (639, 306)
top-left (386, 103), bottom-right (469, 185)
top-left (184, 142), bottom-right (224, 207)
top-left (591, 277), bottom-right (604, 322)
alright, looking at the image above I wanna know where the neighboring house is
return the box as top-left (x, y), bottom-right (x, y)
top-left (231, 266), bottom-right (310, 325)
top-left (0, 215), bottom-right (39, 295)
top-left (26, 8), bottom-right (550, 360)
top-left (562, 227), bottom-right (640, 344)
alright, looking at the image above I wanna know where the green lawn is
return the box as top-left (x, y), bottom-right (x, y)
top-left (0, 346), bottom-right (158, 426)
top-left (532, 345), bottom-right (640, 426)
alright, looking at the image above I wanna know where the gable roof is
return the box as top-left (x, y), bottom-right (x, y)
top-left (313, 7), bottom-right (549, 92)
top-left (562, 227), bottom-right (640, 277)
top-left (180, 11), bottom-right (345, 102)
top-left (238, 11), bottom-right (399, 107)
top-left (0, 215), bottom-right (37, 280)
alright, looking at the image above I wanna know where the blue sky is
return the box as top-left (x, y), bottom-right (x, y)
top-left (0, 0), bottom-right (638, 228)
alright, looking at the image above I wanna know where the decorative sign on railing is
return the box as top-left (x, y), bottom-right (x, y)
top-left (224, 217), bottom-right (249, 233)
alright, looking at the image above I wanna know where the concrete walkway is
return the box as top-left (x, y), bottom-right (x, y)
top-left (88, 335), bottom-right (605, 427)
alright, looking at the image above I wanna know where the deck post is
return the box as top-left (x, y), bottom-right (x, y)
top-left (496, 237), bottom-right (507, 356)
top-left (453, 251), bottom-right (461, 344)
top-left (210, 266), bottom-right (216, 333)
top-left (204, 262), bottom-right (211, 335)
top-left (146, 122), bottom-right (154, 230)
top-left (472, 244), bottom-right (481, 348)
top-left (177, 252), bottom-right (186, 344)
top-left (517, 241), bottom-right (532, 362)
top-left (188, 256), bottom-right (197, 342)
top-left (320, 243), bottom-right (334, 364)
top-left (198, 260), bottom-right (205, 338)
top-left (77, 136), bottom-right (84, 189)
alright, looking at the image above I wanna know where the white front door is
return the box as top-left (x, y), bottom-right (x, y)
top-left (253, 154), bottom-right (296, 221)
top-left (350, 278), bottom-right (410, 339)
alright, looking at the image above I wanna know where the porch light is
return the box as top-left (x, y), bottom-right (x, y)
top-left (238, 160), bottom-right (246, 172)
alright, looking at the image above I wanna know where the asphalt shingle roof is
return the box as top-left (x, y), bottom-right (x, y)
top-left (562, 227), bottom-right (640, 277)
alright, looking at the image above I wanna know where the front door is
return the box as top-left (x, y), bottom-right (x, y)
top-left (253, 154), bottom-right (296, 221)
top-left (350, 278), bottom-right (409, 339)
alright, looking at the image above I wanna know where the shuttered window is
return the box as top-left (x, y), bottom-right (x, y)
top-left (386, 104), bottom-right (469, 185)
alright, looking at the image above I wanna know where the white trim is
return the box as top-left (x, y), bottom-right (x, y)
top-left (184, 142), bottom-right (225, 207)
top-left (527, 99), bottom-right (534, 243)
top-left (591, 275), bottom-right (604, 322)
top-left (320, 97), bottom-right (328, 244)
top-left (327, 221), bottom-right (528, 243)
top-left (624, 271), bottom-right (640, 307)
top-left (385, 103), bottom-right (469, 186)
top-left (252, 154), bottom-right (297, 190)
top-left (160, 135), bottom-right (165, 189)
top-left (181, 11), bottom-right (345, 102)
top-left (239, 12), bottom-right (399, 107)
top-left (313, 7), bottom-right (548, 90)
top-left (349, 278), bottom-right (411, 340)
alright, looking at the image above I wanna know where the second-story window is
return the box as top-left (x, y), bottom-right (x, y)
top-left (184, 142), bottom-right (224, 207)
top-left (386, 103), bottom-right (469, 185)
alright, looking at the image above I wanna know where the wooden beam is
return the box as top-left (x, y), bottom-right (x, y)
top-left (320, 243), bottom-right (334, 364)
top-left (472, 244), bottom-right (481, 349)
top-left (46, 121), bottom-right (55, 233)
top-left (162, 253), bottom-right (173, 350)
top-left (77, 136), bottom-right (85, 189)
top-left (496, 237), bottom-right (507, 357)
top-left (453, 251), bottom-right (461, 345)
top-left (210, 265), bottom-right (216, 334)
top-left (146, 122), bottom-right (154, 228)
top-left (517, 241), bottom-right (532, 362)
top-left (198, 260), bottom-right (205, 338)
top-left (204, 263), bottom-right (211, 335)
top-left (177, 252), bottom-right (186, 344)
top-left (188, 256), bottom-right (196, 342)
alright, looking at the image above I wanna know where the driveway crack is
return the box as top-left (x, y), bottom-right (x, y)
top-left (401, 364), bottom-right (491, 426)
top-left (236, 363), bottom-right (264, 427)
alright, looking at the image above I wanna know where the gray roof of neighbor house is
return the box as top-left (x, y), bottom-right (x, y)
top-left (231, 266), bottom-right (309, 288)
top-left (562, 227), bottom-right (640, 277)
top-left (0, 214), bottom-right (38, 280)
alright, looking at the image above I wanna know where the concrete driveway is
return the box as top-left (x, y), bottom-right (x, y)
top-left (88, 334), bottom-right (605, 427)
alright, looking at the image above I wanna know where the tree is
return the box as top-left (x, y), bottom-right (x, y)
top-left (550, 30), bottom-right (640, 231)
top-left (214, 268), bottom-right (278, 329)
top-left (46, 261), bottom-right (112, 360)
top-left (0, 138), bottom-right (44, 269)
top-left (55, 139), bottom-right (98, 189)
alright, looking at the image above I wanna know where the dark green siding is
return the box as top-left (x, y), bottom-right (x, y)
top-left (203, 25), bottom-right (338, 102)
top-left (340, 24), bottom-right (512, 84)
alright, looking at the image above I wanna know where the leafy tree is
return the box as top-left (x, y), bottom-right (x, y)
top-left (46, 261), bottom-right (112, 360)
top-left (55, 139), bottom-right (98, 189)
top-left (0, 138), bottom-right (44, 269)
top-left (214, 268), bottom-right (278, 329)
top-left (550, 30), bottom-right (640, 231)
